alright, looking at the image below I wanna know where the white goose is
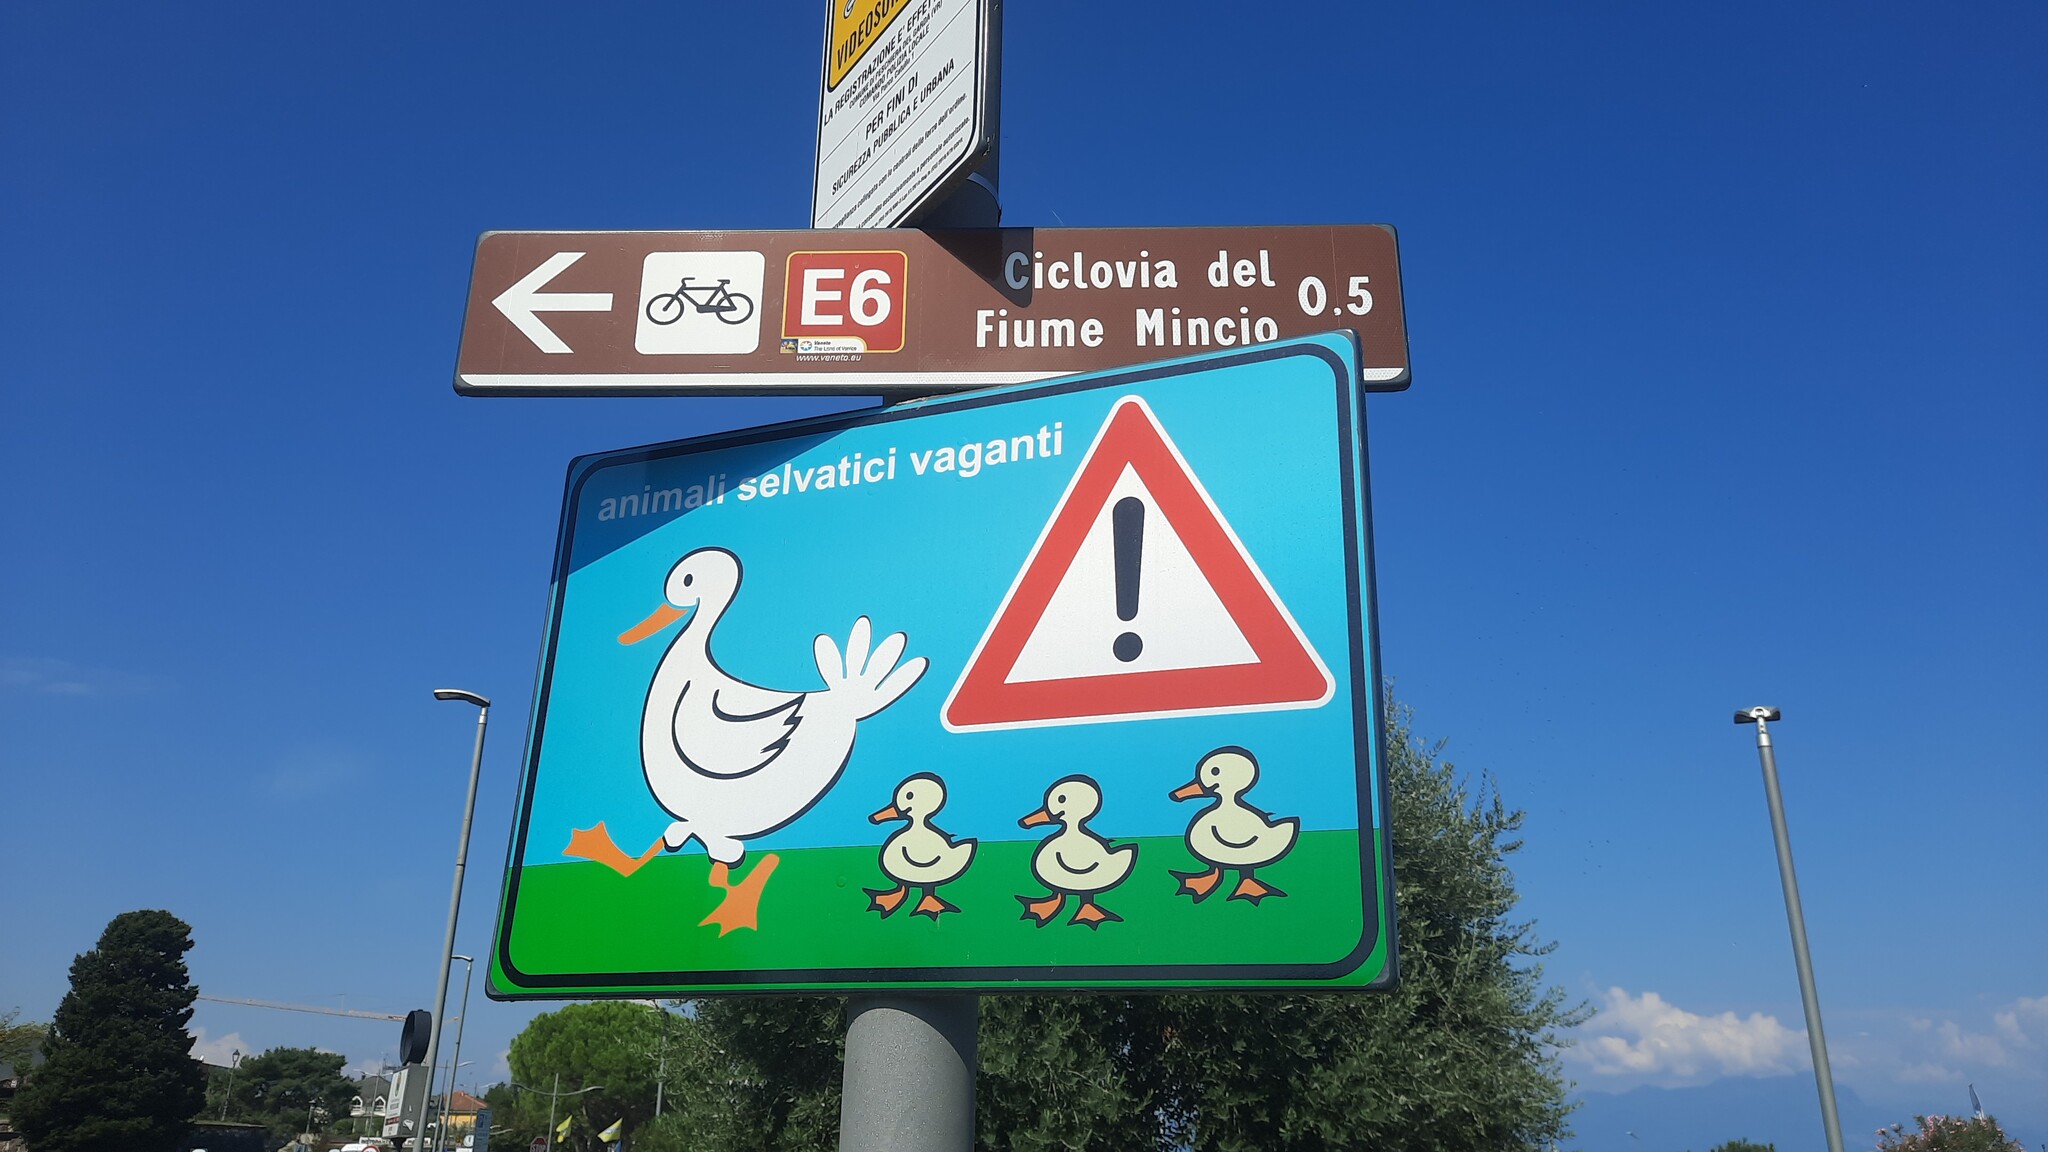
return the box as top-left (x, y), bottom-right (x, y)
top-left (619, 546), bottom-right (928, 866)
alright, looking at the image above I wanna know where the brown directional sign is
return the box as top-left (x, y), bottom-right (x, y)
top-left (454, 225), bottom-right (1407, 395)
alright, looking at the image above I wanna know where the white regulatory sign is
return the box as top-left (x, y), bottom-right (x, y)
top-left (812, 0), bottom-right (995, 229)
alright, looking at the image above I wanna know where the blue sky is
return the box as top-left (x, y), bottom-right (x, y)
top-left (3, 2), bottom-right (2042, 1149)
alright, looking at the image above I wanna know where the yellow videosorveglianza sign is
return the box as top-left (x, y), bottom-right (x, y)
top-left (828, 0), bottom-right (910, 90)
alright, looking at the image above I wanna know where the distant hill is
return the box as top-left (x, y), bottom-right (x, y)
top-left (1567, 1077), bottom-right (1890, 1152)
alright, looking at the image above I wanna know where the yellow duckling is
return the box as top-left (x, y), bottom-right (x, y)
top-left (865, 772), bottom-right (977, 919)
top-left (1017, 775), bottom-right (1138, 928)
top-left (1168, 746), bottom-right (1298, 904)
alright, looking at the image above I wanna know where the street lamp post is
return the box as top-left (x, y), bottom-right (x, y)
top-left (546, 1073), bottom-right (561, 1152)
top-left (220, 1048), bottom-right (242, 1120)
top-left (434, 1063), bottom-right (473, 1152)
top-left (650, 1002), bottom-right (670, 1118)
top-left (1734, 706), bottom-right (1846, 1152)
top-left (412, 689), bottom-right (491, 1152)
top-left (515, 1075), bottom-right (605, 1152)
top-left (437, 954), bottom-right (477, 1152)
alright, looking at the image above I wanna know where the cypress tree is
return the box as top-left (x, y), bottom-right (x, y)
top-left (14, 910), bottom-right (207, 1152)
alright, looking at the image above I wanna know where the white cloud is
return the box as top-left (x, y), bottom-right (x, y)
top-left (1992, 995), bottom-right (2045, 1050)
top-left (1901, 995), bottom-right (2048, 1074)
top-left (1569, 987), bottom-right (1805, 1085)
top-left (1894, 1060), bottom-right (1960, 1085)
top-left (0, 655), bottom-right (160, 697)
top-left (188, 1026), bottom-right (252, 1067)
top-left (262, 744), bottom-right (376, 799)
top-left (1784, 992), bottom-right (2048, 1105)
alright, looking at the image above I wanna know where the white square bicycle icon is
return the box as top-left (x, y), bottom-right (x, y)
top-left (635, 251), bottom-right (765, 355)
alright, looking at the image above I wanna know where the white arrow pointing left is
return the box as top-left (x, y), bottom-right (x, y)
top-left (492, 252), bottom-right (614, 354)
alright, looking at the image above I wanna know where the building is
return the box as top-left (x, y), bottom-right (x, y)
top-left (349, 1074), bottom-right (395, 1136)
top-left (439, 1091), bottom-right (489, 1150)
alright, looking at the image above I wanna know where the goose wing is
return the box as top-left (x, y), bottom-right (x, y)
top-left (671, 677), bottom-right (808, 778)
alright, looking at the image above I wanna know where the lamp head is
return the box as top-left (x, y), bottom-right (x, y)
top-left (1733, 706), bottom-right (1782, 724)
top-left (434, 689), bottom-right (490, 709)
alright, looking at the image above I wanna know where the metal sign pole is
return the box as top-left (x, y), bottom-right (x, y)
top-left (838, 994), bottom-right (978, 1152)
top-left (1734, 706), bottom-right (1845, 1152)
top-left (905, 0), bottom-right (1001, 231)
top-left (838, 6), bottom-right (998, 1145)
top-left (840, 21), bottom-right (994, 1147)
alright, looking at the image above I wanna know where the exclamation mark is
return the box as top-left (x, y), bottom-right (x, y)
top-left (1113, 496), bottom-right (1144, 662)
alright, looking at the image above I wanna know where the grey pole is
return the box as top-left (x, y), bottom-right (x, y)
top-left (220, 1048), bottom-right (240, 1120)
top-left (414, 689), bottom-right (491, 1152)
top-left (838, 6), bottom-right (993, 1143)
top-left (905, 0), bottom-right (1001, 231)
top-left (1735, 706), bottom-right (1845, 1152)
top-left (652, 1003), bottom-right (669, 1118)
top-left (838, 8), bottom-right (996, 1145)
top-left (437, 954), bottom-right (476, 1152)
top-left (527, 1074), bottom-right (602, 1152)
top-left (544, 1073), bottom-right (558, 1152)
top-left (838, 994), bottom-right (977, 1152)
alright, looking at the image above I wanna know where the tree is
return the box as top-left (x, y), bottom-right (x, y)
top-left (637, 695), bottom-right (1585, 1152)
top-left (2, 1007), bottom-right (49, 1107)
top-left (12, 910), bottom-right (207, 1152)
top-left (1709, 1141), bottom-right (1776, 1152)
top-left (481, 1083), bottom-right (538, 1152)
top-left (634, 998), bottom-right (841, 1152)
top-left (217, 1047), bottom-right (358, 1143)
top-left (1876, 1115), bottom-right (2024, 1152)
top-left (504, 1002), bottom-right (674, 1152)
top-left (1125, 698), bottom-right (1588, 1152)
top-left (2, 1007), bottom-right (48, 1077)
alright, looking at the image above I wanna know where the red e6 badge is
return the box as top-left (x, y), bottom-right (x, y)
top-left (781, 251), bottom-right (908, 354)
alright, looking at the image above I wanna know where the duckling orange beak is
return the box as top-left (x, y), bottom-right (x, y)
top-left (619, 602), bottom-right (686, 644)
top-left (869, 803), bottom-right (903, 823)
top-left (1019, 807), bottom-right (1053, 828)
top-left (1169, 779), bottom-right (1207, 801)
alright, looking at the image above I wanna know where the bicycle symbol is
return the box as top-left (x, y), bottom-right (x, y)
top-left (644, 277), bottom-right (756, 326)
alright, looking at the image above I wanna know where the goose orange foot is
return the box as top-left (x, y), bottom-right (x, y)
top-left (865, 884), bottom-right (908, 917)
top-left (700, 854), bottom-right (781, 936)
top-left (1228, 874), bottom-right (1286, 905)
top-left (565, 823), bottom-right (664, 877)
top-left (1170, 866), bottom-right (1223, 902)
top-left (1016, 892), bottom-right (1065, 925)
top-left (912, 892), bottom-right (959, 919)
top-left (1068, 901), bottom-right (1122, 929)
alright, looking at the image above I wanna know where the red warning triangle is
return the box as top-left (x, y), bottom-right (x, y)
top-left (942, 396), bottom-right (1333, 731)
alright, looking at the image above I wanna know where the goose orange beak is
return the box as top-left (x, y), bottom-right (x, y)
top-left (619, 602), bottom-right (686, 644)
top-left (1019, 807), bottom-right (1053, 828)
top-left (869, 804), bottom-right (903, 824)
top-left (1169, 779), bottom-right (1207, 801)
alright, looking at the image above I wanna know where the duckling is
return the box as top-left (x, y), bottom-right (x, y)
top-left (1017, 775), bottom-right (1138, 928)
top-left (865, 772), bottom-right (977, 919)
top-left (1168, 745), bottom-right (1298, 904)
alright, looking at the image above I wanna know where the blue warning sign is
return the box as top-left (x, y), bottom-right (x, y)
top-left (493, 332), bottom-right (1395, 994)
